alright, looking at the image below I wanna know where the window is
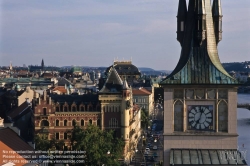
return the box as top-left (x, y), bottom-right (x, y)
top-left (89, 119), bottom-right (92, 125)
top-left (81, 120), bottom-right (85, 126)
top-left (97, 119), bottom-right (101, 126)
top-left (56, 120), bottom-right (59, 126)
top-left (64, 133), bottom-right (67, 140)
top-left (43, 108), bottom-right (47, 115)
top-left (72, 106), bottom-right (76, 112)
top-left (72, 120), bottom-right (76, 126)
top-left (109, 118), bottom-right (118, 128)
top-left (64, 107), bottom-right (68, 112)
top-left (64, 120), bottom-right (67, 126)
top-left (174, 101), bottom-right (183, 131)
top-left (56, 133), bottom-right (59, 140)
top-left (56, 107), bottom-right (59, 112)
top-left (81, 106), bottom-right (84, 111)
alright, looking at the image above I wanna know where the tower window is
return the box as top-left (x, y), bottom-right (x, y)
top-left (181, 21), bottom-right (184, 31)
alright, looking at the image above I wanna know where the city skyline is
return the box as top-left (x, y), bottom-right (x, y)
top-left (1, 0), bottom-right (250, 70)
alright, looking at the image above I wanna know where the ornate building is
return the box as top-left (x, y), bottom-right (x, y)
top-left (99, 66), bottom-right (141, 164)
top-left (160, 0), bottom-right (246, 165)
top-left (34, 90), bottom-right (101, 149)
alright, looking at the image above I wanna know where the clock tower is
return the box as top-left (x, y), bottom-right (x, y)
top-left (160, 0), bottom-right (245, 165)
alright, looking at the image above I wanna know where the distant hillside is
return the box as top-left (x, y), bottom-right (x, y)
top-left (222, 61), bottom-right (250, 72)
top-left (138, 67), bottom-right (155, 71)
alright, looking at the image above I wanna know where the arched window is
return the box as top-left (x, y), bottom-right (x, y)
top-left (41, 120), bottom-right (49, 127)
top-left (72, 106), bottom-right (76, 112)
top-left (56, 120), bottom-right (59, 126)
top-left (97, 119), bottom-right (101, 127)
top-left (89, 119), bottom-right (92, 125)
top-left (81, 120), bottom-right (84, 126)
top-left (64, 120), bottom-right (67, 126)
top-left (218, 101), bottom-right (228, 132)
top-left (174, 100), bottom-right (183, 131)
top-left (72, 120), bottom-right (76, 126)
top-left (64, 107), bottom-right (68, 112)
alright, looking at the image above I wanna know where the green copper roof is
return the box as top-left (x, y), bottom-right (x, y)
top-left (160, 0), bottom-right (238, 85)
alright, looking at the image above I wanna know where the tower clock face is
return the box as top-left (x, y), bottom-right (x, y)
top-left (188, 105), bottom-right (213, 130)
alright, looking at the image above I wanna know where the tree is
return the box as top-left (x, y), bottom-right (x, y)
top-left (70, 123), bottom-right (124, 166)
top-left (34, 134), bottom-right (51, 151)
top-left (141, 108), bottom-right (151, 130)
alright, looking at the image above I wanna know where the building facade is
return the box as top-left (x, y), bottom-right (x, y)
top-left (34, 91), bottom-right (101, 149)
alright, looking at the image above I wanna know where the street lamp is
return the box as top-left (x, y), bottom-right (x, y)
top-left (135, 149), bottom-right (138, 165)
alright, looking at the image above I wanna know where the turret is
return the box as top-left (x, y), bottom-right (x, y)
top-left (212, 0), bottom-right (222, 44)
top-left (121, 79), bottom-right (130, 142)
top-left (194, 0), bottom-right (206, 46)
top-left (177, 0), bottom-right (187, 46)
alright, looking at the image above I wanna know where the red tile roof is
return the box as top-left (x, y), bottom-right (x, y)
top-left (132, 87), bottom-right (151, 95)
top-left (0, 128), bottom-right (34, 166)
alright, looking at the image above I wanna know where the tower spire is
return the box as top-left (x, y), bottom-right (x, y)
top-left (160, 0), bottom-right (237, 85)
top-left (194, 0), bottom-right (206, 46)
top-left (177, 0), bottom-right (187, 46)
top-left (212, 0), bottom-right (223, 44)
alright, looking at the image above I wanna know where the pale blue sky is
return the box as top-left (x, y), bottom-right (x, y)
top-left (1, 0), bottom-right (249, 70)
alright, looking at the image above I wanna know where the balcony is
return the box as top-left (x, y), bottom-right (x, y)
top-left (40, 113), bottom-right (49, 119)
top-left (40, 126), bottom-right (49, 133)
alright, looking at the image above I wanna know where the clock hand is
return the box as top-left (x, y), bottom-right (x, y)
top-left (196, 111), bottom-right (202, 123)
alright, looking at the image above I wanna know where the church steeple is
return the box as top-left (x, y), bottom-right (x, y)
top-left (41, 59), bottom-right (44, 70)
top-left (160, 0), bottom-right (238, 85)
